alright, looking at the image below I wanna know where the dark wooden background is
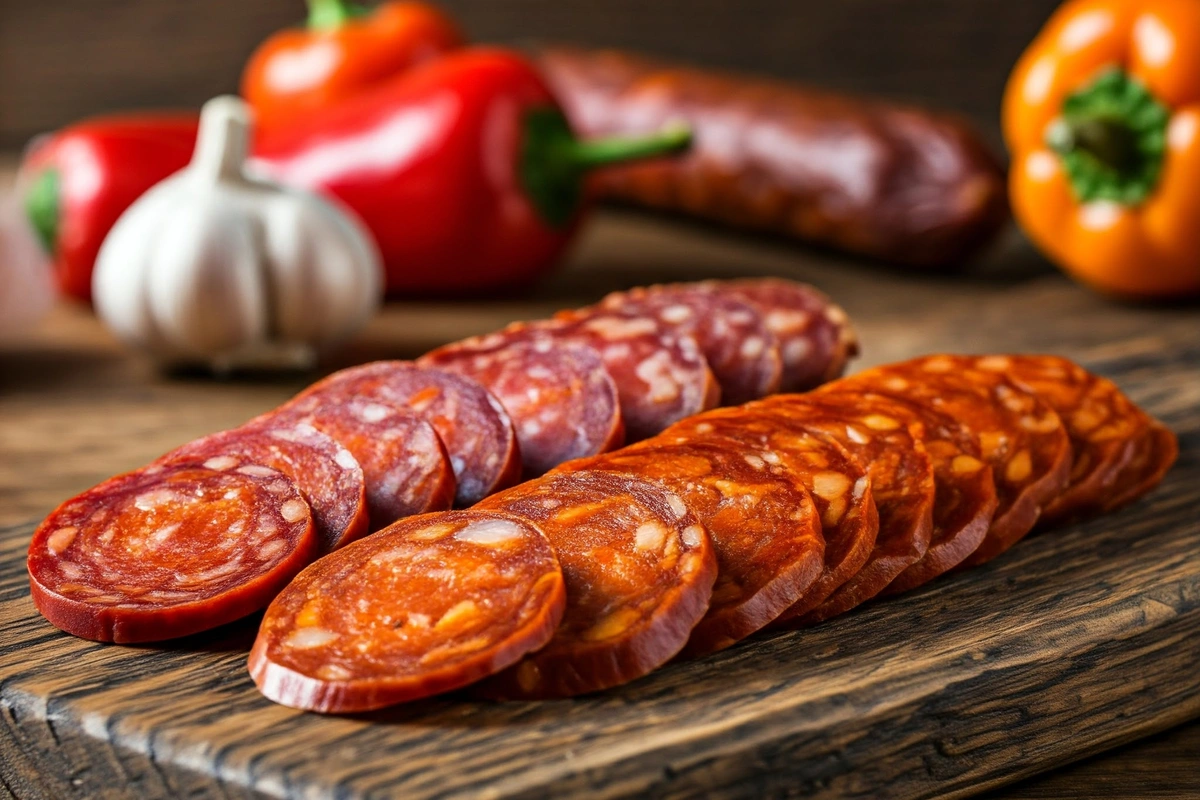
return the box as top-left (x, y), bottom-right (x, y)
top-left (0, 0), bottom-right (1061, 150)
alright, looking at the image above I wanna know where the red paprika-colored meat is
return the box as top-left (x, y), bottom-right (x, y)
top-left (477, 471), bottom-right (716, 698)
top-left (158, 422), bottom-right (368, 553)
top-left (291, 362), bottom-right (520, 507)
top-left (421, 339), bottom-right (625, 477)
top-left (250, 510), bottom-right (565, 713)
top-left (28, 459), bottom-right (316, 643)
top-left (557, 440), bottom-right (823, 656)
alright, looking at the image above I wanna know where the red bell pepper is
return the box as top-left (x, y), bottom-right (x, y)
top-left (252, 47), bottom-right (690, 295)
top-left (241, 0), bottom-right (462, 129)
top-left (22, 48), bottom-right (689, 299)
top-left (21, 114), bottom-right (198, 303)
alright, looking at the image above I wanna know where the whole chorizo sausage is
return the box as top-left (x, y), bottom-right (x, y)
top-left (534, 47), bottom-right (1008, 269)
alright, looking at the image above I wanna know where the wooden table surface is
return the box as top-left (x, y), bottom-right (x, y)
top-left (1, 211), bottom-right (1198, 798)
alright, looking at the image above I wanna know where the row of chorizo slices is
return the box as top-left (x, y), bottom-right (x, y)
top-left (27, 278), bottom-right (854, 642)
top-left (248, 354), bottom-right (1175, 712)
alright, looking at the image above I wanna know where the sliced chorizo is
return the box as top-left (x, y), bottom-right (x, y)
top-left (249, 510), bottom-right (566, 713)
top-left (547, 311), bottom-right (720, 440)
top-left (987, 355), bottom-right (1155, 524)
top-left (838, 355), bottom-right (1073, 565)
top-left (28, 458), bottom-right (317, 643)
top-left (593, 284), bottom-right (782, 404)
top-left (290, 362), bottom-right (520, 507)
top-left (814, 385), bottom-right (998, 593)
top-left (476, 470), bottom-right (717, 698)
top-left (556, 439), bottom-right (824, 656)
top-left (420, 339), bottom-right (624, 476)
top-left (423, 316), bottom-right (718, 442)
top-left (1099, 421), bottom-right (1178, 515)
top-left (258, 395), bottom-right (455, 531)
top-left (713, 278), bottom-right (859, 391)
top-left (752, 393), bottom-right (935, 622)
top-left (662, 407), bottom-right (878, 625)
top-left (159, 422), bottom-right (369, 553)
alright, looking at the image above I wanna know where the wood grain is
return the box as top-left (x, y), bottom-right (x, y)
top-left (987, 723), bottom-right (1200, 799)
top-left (1, 209), bottom-right (1199, 798)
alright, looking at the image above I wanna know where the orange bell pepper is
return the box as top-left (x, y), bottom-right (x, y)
top-left (241, 0), bottom-right (462, 128)
top-left (1003, 0), bottom-right (1200, 298)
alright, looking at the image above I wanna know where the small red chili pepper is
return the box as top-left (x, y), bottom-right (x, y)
top-left (241, 0), bottom-right (462, 130)
top-left (21, 114), bottom-right (198, 303)
top-left (252, 47), bottom-right (691, 295)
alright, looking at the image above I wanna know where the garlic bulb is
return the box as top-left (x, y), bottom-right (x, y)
top-left (93, 95), bottom-right (382, 372)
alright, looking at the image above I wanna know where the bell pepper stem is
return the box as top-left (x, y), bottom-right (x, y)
top-left (307, 0), bottom-right (368, 30)
top-left (1047, 67), bottom-right (1168, 205)
top-left (1048, 117), bottom-right (1139, 173)
top-left (560, 125), bottom-right (693, 170)
top-left (24, 168), bottom-right (60, 256)
top-left (522, 108), bottom-right (692, 228)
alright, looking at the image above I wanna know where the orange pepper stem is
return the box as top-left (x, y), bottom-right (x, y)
top-left (1048, 116), bottom-right (1140, 174)
top-left (307, 0), bottom-right (368, 30)
top-left (1047, 68), bottom-right (1169, 206)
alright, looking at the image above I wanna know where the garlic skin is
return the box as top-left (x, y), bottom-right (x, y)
top-left (93, 95), bottom-right (382, 371)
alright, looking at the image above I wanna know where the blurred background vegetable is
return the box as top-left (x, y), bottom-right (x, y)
top-left (241, 0), bottom-right (463, 127)
top-left (1004, 0), bottom-right (1200, 299)
top-left (5, 0), bottom-right (1195, 329)
top-left (92, 97), bottom-right (382, 372)
top-left (19, 115), bottom-right (198, 303)
top-left (21, 49), bottom-right (690, 302)
top-left (253, 48), bottom-right (691, 295)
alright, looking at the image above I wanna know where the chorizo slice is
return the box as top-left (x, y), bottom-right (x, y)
top-left (593, 284), bottom-right (783, 404)
top-left (752, 393), bottom-right (935, 622)
top-left (545, 311), bottom-right (721, 440)
top-left (662, 408), bottom-right (878, 625)
top-left (555, 439), bottom-right (823, 656)
top-left (423, 316), bottom-right (718, 442)
top-left (714, 278), bottom-right (859, 391)
top-left (1100, 421), bottom-right (1178, 514)
top-left (839, 355), bottom-right (1073, 565)
top-left (249, 510), bottom-right (566, 713)
top-left (476, 471), bottom-right (717, 698)
top-left (420, 339), bottom-right (624, 477)
top-left (814, 386), bottom-right (998, 593)
top-left (159, 422), bottom-right (368, 553)
top-left (27, 459), bottom-right (317, 643)
top-left (259, 395), bottom-right (455, 531)
top-left (984, 355), bottom-right (1154, 524)
top-left (289, 362), bottom-right (520, 507)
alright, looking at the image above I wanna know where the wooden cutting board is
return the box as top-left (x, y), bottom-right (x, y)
top-left (1, 212), bottom-right (1198, 799)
